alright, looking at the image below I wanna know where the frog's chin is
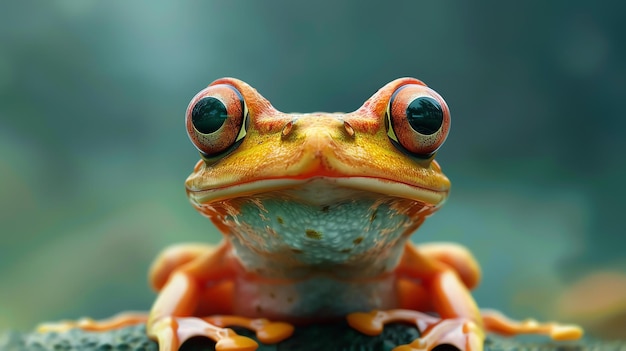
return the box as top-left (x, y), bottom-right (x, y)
top-left (187, 176), bottom-right (448, 208)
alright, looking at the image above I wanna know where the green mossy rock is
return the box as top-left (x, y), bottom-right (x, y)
top-left (0, 323), bottom-right (618, 351)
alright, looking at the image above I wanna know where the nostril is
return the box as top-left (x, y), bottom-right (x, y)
top-left (343, 121), bottom-right (355, 138)
top-left (281, 119), bottom-right (296, 139)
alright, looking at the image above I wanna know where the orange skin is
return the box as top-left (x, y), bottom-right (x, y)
top-left (39, 78), bottom-right (583, 351)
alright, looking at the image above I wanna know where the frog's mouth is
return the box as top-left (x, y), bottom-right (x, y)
top-left (187, 176), bottom-right (448, 208)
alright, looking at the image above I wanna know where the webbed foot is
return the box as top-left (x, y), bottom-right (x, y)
top-left (481, 309), bottom-right (583, 340)
top-left (348, 309), bottom-right (584, 350)
top-left (39, 312), bottom-right (293, 351)
top-left (348, 310), bottom-right (483, 351)
top-left (205, 316), bottom-right (294, 344)
top-left (150, 315), bottom-right (294, 351)
top-left (149, 316), bottom-right (259, 351)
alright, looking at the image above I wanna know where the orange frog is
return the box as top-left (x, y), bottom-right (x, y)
top-left (40, 78), bottom-right (583, 351)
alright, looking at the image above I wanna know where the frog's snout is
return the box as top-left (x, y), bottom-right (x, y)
top-left (280, 114), bottom-right (355, 145)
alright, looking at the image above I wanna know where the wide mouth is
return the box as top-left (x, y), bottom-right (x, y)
top-left (186, 176), bottom-right (448, 207)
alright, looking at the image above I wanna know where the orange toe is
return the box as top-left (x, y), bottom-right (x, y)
top-left (255, 321), bottom-right (294, 344)
top-left (347, 311), bottom-right (384, 336)
top-left (215, 334), bottom-right (258, 351)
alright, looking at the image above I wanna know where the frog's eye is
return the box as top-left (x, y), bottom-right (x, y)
top-left (386, 84), bottom-right (450, 158)
top-left (186, 84), bottom-right (247, 157)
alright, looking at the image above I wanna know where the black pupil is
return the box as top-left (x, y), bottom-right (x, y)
top-left (191, 97), bottom-right (228, 134)
top-left (406, 97), bottom-right (443, 135)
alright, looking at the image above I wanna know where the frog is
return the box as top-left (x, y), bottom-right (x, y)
top-left (39, 78), bottom-right (583, 351)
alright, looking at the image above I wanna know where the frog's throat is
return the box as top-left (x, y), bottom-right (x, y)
top-left (187, 176), bottom-right (448, 208)
top-left (189, 177), bottom-right (442, 279)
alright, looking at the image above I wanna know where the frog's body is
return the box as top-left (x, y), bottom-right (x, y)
top-left (217, 190), bottom-right (409, 321)
top-left (40, 78), bottom-right (583, 351)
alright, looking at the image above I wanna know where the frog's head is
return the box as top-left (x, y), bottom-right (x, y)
top-left (185, 78), bottom-right (450, 278)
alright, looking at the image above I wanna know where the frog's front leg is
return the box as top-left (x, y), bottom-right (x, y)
top-left (348, 242), bottom-right (484, 351)
top-left (147, 241), bottom-right (293, 351)
top-left (348, 242), bottom-right (583, 351)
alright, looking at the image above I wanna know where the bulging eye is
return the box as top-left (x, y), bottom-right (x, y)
top-left (386, 84), bottom-right (450, 157)
top-left (186, 84), bottom-right (247, 157)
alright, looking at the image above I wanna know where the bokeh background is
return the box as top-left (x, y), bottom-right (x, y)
top-left (1, 0), bottom-right (625, 340)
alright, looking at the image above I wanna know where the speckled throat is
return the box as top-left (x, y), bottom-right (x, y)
top-left (194, 178), bottom-right (437, 280)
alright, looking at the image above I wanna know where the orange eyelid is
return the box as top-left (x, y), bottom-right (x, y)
top-left (185, 84), bottom-right (245, 156)
top-left (208, 77), bottom-right (277, 118)
top-left (354, 77), bottom-right (427, 121)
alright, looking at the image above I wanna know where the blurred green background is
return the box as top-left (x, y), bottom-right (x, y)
top-left (1, 0), bottom-right (624, 340)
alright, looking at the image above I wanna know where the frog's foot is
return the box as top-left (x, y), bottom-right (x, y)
top-left (204, 316), bottom-right (295, 344)
top-left (37, 311), bottom-right (148, 332)
top-left (348, 310), bottom-right (484, 351)
top-left (481, 309), bottom-right (583, 341)
top-left (149, 316), bottom-right (259, 351)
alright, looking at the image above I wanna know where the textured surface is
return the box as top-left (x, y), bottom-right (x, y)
top-left (1, 323), bottom-right (620, 351)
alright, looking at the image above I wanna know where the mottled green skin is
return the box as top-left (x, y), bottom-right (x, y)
top-left (1, 324), bottom-right (615, 351)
